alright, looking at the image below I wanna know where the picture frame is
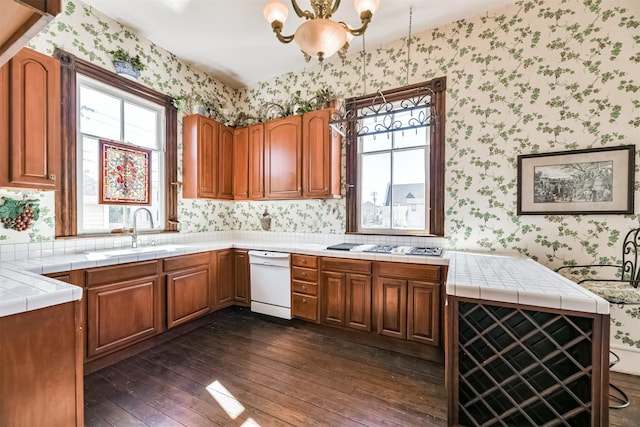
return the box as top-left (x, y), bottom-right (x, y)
top-left (99, 139), bottom-right (152, 205)
top-left (517, 145), bottom-right (635, 215)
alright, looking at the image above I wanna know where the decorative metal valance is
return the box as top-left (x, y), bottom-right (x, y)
top-left (329, 80), bottom-right (443, 139)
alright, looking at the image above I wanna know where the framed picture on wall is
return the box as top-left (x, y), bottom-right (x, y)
top-left (517, 145), bottom-right (635, 215)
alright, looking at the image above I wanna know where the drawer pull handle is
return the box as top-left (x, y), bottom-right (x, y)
top-left (302, 285), bottom-right (306, 290)
top-left (301, 272), bottom-right (306, 276)
top-left (302, 259), bottom-right (306, 264)
top-left (303, 298), bottom-right (306, 303)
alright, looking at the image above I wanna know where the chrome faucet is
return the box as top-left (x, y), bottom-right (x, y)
top-left (131, 207), bottom-right (155, 248)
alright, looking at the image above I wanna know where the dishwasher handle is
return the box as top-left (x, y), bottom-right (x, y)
top-left (248, 250), bottom-right (291, 267)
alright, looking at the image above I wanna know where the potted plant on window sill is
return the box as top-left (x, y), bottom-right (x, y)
top-left (108, 48), bottom-right (146, 80)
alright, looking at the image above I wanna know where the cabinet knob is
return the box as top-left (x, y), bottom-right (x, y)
top-left (302, 298), bottom-right (306, 303)
top-left (302, 285), bottom-right (306, 290)
top-left (301, 272), bottom-right (306, 277)
top-left (301, 259), bottom-right (306, 264)
top-left (48, 174), bottom-right (56, 180)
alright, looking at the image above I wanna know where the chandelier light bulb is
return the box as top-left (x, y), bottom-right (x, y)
top-left (354, 0), bottom-right (380, 15)
top-left (263, 0), bottom-right (289, 24)
top-left (294, 19), bottom-right (348, 61)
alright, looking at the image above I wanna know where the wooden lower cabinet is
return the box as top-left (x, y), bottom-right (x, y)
top-left (320, 258), bottom-right (372, 331)
top-left (165, 252), bottom-right (212, 329)
top-left (320, 270), bottom-right (346, 326)
top-left (375, 277), bottom-right (407, 339)
top-left (291, 254), bottom-right (319, 322)
top-left (215, 249), bottom-right (234, 308)
top-left (85, 261), bottom-right (162, 359)
top-left (0, 300), bottom-right (83, 427)
top-left (407, 280), bottom-right (440, 345)
top-left (345, 274), bottom-right (372, 331)
top-left (233, 250), bottom-right (250, 306)
top-left (374, 262), bottom-right (442, 347)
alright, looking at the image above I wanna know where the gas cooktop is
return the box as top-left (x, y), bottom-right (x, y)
top-left (361, 245), bottom-right (443, 257)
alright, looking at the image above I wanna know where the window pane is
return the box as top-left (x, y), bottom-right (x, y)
top-left (391, 148), bottom-right (426, 230)
top-left (124, 102), bottom-right (158, 149)
top-left (360, 152), bottom-right (390, 229)
top-left (393, 108), bottom-right (429, 149)
top-left (79, 85), bottom-right (121, 140)
top-left (359, 115), bottom-right (391, 153)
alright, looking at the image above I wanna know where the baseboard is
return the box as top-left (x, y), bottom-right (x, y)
top-left (610, 344), bottom-right (640, 376)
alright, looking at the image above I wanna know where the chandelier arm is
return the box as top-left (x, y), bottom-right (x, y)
top-left (343, 10), bottom-right (373, 37)
top-left (330, 0), bottom-right (341, 17)
top-left (271, 21), bottom-right (296, 43)
top-left (291, 0), bottom-right (315, 19)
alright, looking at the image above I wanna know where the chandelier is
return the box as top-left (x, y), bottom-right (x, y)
top-left (263, 0), bottom-right (380, 62)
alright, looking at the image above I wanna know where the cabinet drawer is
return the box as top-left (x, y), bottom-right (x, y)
top-left (292, 254), bottom-right (317, 268)
top-left (163, 252), bottom-right (210, 272)
top-left (292, 266), bottom-right (318, 282)
top-left (292, 293), bottom-right (318, 321)
top-left (376, 262), bottom-right (441, 282)
top-left (292, 280), bottom-right (318, 296)
top-left (85, 260), bottom-right (159, 287)
top-left (321, 257), bottom-right (371, 274)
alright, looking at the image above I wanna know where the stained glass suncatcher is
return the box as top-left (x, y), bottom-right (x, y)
top-left (99, 140), bottom-right (151, 205)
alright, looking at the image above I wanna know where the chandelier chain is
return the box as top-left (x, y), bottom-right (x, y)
top-left (362, 32), bottom-right (367, 95)
top-left (406, 6), bottom-right (413, 86)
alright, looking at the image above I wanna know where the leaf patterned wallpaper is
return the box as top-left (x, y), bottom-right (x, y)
top-left (0, 0), bottom-right (638, 368)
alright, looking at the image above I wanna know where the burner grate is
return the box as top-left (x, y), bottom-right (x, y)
top-left (407, 247), bottom-right (443, 257)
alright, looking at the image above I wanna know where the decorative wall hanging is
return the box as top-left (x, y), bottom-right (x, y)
top-left (99, 139), bottom-right (152, 205)
top-left (517, 145), bottom-right (635, 215)
top-left (0, 197), bottom-right (40, 232)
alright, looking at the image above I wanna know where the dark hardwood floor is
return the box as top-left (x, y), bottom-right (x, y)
top-left (84, 308), bottom-right (640, 426)
top-left (84, 308), bottom-right (447, 426)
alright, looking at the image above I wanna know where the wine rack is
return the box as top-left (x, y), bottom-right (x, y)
top-left (449, 298), bottom-right (608, 426)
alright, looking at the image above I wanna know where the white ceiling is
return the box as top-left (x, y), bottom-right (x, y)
top-left (82, 0), bottom-right (518, 89)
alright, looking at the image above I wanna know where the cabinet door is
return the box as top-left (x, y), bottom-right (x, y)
top-left (320, 270), bottom-right (345, 326)
top-left (302, 108), bottom-right (339, 198)
top-left (264, 115), bottom-right (302, 199)
top-left (375, 277), bottom-right (407, 339)
top-left (345, 273), bottom-right (372, 331)
top-left (233, 127), bottom-right (249, 200)
top-left (233, 250), bottom-right (250, 306)
top-left (407, 281), bottom-right (440, 346)
top-left (182, 115), bottom-right (219, 198)
top-left (218, 124), bottom-right (234, 199)
top-left (215, 250), bottom-right (234, 308)
top-left (248, 123), bottom-right (265, 199)
top-left (86, 276), bottom-right (162, 358)
top-left (1, 48), bottom-right (60, 190)
top-left (166, 266), bottom-right (211, 329)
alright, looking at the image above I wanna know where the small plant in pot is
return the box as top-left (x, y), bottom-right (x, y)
top-left (108, 47), bottom-right (146, 80)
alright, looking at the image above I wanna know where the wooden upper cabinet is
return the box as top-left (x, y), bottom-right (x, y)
top-left (233, 126), bottom-right (249, 200)
top-left (0, 47), bottom-right (60, 190)
top-left (248, 123), bottom-right (265, 199)
top-left (264, 115), bottom-right (302, 199)
top-left (183, 115), bottom-right (234, 200)
top-left (218, 124), bottom-right (234, 200)
top-left (182, 114), bottom-right (219, 198)
top-left (302, 108), bottom-right (341, 199)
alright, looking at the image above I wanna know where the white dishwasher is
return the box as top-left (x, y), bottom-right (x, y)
top-left (248, 251), bottom-right (291, 319)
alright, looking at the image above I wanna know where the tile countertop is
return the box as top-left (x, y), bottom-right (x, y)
top-left (445, 251), bottom-right (609, 315)
top-left (0, 240), bottom-right (606, 317)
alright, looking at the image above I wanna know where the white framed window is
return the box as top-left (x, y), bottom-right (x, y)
top-left (76, 75), bottom-right (165, 234)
